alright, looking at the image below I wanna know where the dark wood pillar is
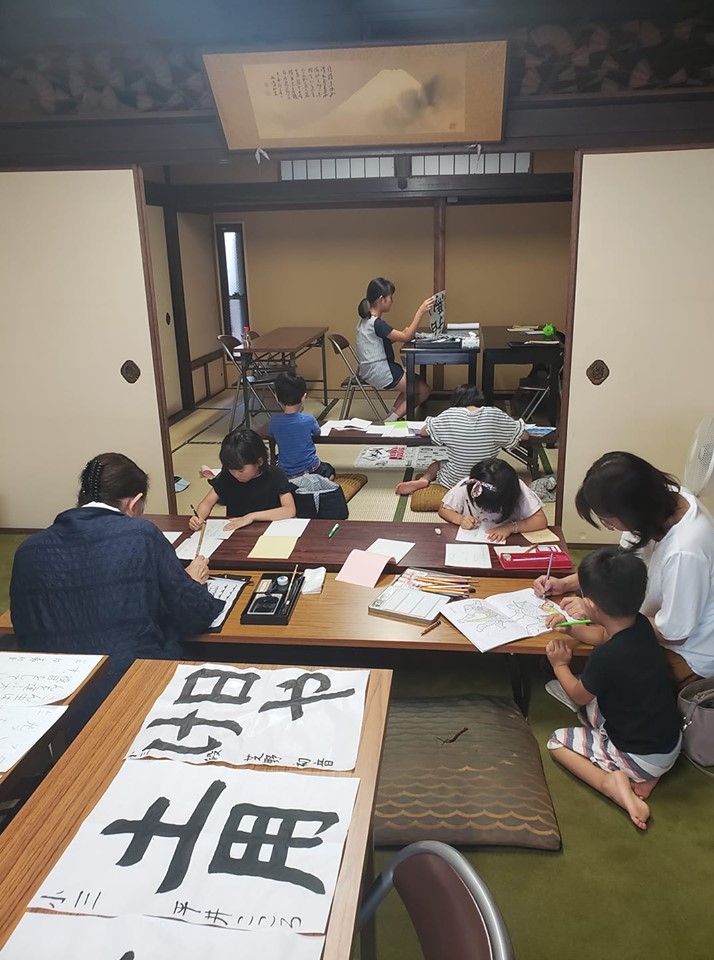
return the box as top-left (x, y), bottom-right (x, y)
top-left (433, 198), bottom-right (446, 391)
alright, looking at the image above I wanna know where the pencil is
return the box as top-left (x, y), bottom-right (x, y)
top-left (194, 523), bottom-right (206, 560)
top-left (421, 618), bottom-right (441, 636)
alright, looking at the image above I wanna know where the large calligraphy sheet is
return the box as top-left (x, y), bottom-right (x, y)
top-left (125, 664), bottom-right (368, 771)
top-left (31, 760), bottom-right (359, 934)
top-left (0, 912), bottom-right (324, 959)
top-left (0, 652), bottom-right (102, 705)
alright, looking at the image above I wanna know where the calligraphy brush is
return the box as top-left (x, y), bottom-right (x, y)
top-left (284, 563), bottom-right (299, 605)
top-left (194, 522), bottom-right (207, 560)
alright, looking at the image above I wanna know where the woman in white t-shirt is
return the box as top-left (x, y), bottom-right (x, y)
top-left (534, 451), bottom-right (714, 688)
top-left (439, 457), bottom-right (547, 543)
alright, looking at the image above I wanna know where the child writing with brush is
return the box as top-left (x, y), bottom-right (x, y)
top-left (189, 428), bottom-right (295, 532)
top-left (543, 547), bottom-right (681, 831)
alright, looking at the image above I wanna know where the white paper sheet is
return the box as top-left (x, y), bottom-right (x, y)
top-left (162, 532), bottom-right (182, 544)
top-left (441, 588), bottom-right (567, 652)
top-left (455, 527), bottom-right (492, 543)
top-left (320, 420), bottom-right (345, 435)
top-left (444, 544), bottom-right (492, 568)
top-left (0, 652), bottom-right (102, 706)
top-left (31, 762), bottom-right (360, 935)
top-left (345, 418), bottom-right (371, 430)
top-left (126, 664), bottom-right (369, 771)
top-left (264, 518), bottom-right (310, 538)
top-left (0, 913), bottom-right (325, 960)
top-left (366, 539), bottom-right (415, 563)
top-left (0, 704), bottom-right (67, 774)
top-left (365, 424), bottom-right (387, 435)
top-left (175, 528), bottom-right (229, 561)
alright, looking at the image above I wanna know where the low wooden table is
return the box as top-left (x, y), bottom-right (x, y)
top-left (0, 659), bottom-right (392, 960)
top-left (0, 654), bottom-right (108, 824)
top-left (238, 326), bottom-right (335, 426)
top-left (146, 515), bottom-right (573, 578)
top-left (192, 572), bottom-right (586, 714)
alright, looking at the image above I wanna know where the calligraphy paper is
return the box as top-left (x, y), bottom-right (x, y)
top-left (0, 652), bottom-right (102, 706)
top-left (248, 535), bottom-right (298, 559)
top-left (31, 762), bottom-right (360, 935)
top-left (125, 664), bottom-right (369, 771)
top-left (264, 518), bottom-right (310, 538)
top-left (444, 544), bottom-right (492, 569)
top-left (335, 549), bottom-right (391, 587)
top-left (366, 539), bottom-right (415, 563)
top-left (0, 704), bottom-right (66, 774)
top-left (441, 588), bottom-right (567, 651)
top-left (162, 532), bottom-right (182, 544)
top-left (205, 579), bottom-right (249, 630)
top-left (0, 912), bottom-right (325, 960)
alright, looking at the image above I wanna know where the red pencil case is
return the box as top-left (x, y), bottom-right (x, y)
top-left (497, 545), bottom-right (572, 571)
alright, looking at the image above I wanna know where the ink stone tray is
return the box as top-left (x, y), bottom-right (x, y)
top-left (240, 571), bottom-right (305, 626)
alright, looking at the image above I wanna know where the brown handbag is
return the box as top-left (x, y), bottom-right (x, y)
top-left (678, 677), bottom-right (714, 767)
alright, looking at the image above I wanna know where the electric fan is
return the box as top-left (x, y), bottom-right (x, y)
top-left (683, 415), bottom-right (714, 497)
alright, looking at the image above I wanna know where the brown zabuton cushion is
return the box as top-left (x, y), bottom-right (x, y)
top-left (409, 482), bottom-right (448, 512)
top-left (334, 473), bottom-right (367, 503)
top-left (374, 694), bottom-right (561, 850)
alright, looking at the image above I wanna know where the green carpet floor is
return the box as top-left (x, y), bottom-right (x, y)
top-left (0, 534), bottom-right (711, 960)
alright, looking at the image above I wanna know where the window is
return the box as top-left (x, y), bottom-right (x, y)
top-left (280, 156), bottom-right (396, 180)
top-left (216, 224), bottom-right (248, 339)
top-left (411, 152), bottom-right (531, 175)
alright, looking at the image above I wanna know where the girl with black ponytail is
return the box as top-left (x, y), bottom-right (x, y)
top-left (355, 277), bottom-right (434, 420)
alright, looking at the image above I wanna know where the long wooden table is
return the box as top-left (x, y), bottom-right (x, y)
top-left (238, 326), bottom-right (334, 426)
top-left (0, 654), bottom-right (108, 817)
top-left (196, 572), bottom-right (585, 656)
top-left (147, 515), bottom-right (573, 577)
top-left (0, 659), bottom-right (392, 960)
top-left (189, 571), bottom-right (587, 715)
top-left (481, 325), bottom-right (563, 425)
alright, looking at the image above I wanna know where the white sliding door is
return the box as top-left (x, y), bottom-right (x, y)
top-left (0, 168), bottom-right (171, 528)
top-left (561, 148), bottom-right (714, 543)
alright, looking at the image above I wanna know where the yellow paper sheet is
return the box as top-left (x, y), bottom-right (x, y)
top-left (522, 529), bottom-right (559, 544)
top-left (247, 535), bottom-right (298, 559)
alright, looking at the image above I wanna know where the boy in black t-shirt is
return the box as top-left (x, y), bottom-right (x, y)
top-left (544, 547), bottom-right (681, 831)
top-left (189, 428), bottom-right (295, 532)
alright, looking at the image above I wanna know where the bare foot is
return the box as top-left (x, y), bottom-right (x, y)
top-left (632, 777), bottom-right (659, 800)
top-left (395, 478), bottom-right (429, 496)
top-left (604, 770), bottom-right (650, 830)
